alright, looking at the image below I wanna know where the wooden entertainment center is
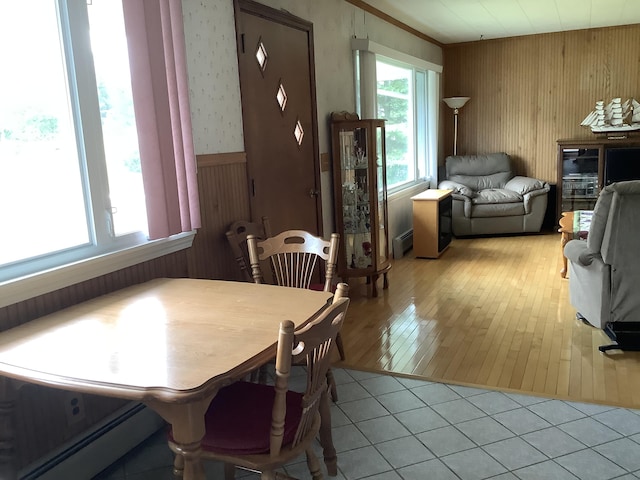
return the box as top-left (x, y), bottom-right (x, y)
top-left (557, 137), bottom-right (640, 220)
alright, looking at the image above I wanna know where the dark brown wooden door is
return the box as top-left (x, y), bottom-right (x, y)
top-left (235, 0), bottom-right (322, 236)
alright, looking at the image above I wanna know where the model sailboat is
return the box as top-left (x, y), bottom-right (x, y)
top-left (632, 98), bottom-right (640, 124)
top-left (581, 97), bottom-right (640, 133)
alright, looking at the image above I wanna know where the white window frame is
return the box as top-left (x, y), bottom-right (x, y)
top-left (0, 233), bottom-right (194, 309)
top-left (352, 38), bottom-right (442, 196)
top-left (0, 0), bottom-right (194, 308)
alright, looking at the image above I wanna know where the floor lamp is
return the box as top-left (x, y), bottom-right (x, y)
top-left (443, 97), bottom-right (470, 155)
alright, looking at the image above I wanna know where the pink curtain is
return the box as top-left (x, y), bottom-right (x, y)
top-left (122, 0), bottom-right (201, 240)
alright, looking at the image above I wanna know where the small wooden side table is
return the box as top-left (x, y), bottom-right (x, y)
top-left (411, 189), bottom-right (453, 258)
top-left (558, 211), bottom-right (592, 278)
top-left (558, 212), bottom-right (574, 278)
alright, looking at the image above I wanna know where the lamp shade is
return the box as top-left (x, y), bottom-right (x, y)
top-left (443, 97), bottom-right (470, 109)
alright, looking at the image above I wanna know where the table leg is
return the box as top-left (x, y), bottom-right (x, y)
top-left (371, 274), bottom-right (379, 297)
top-left (318, 389), bottom-right (337, 476)
top-left (560, 232), bottom-right (569, 278)
top-left (147, 396), bottom-right (214, 480)
top-left (170, 440), bottom-right (206, 479)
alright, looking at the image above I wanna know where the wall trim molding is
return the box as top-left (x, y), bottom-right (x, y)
top-left (344, 0), bottom-right (443, 47)
top-left (0, 232), bottom-right (195, 309)
top-left (352, 38), bottom-right (443, 72)
top-left (197, 151), bottom-right (247, 168)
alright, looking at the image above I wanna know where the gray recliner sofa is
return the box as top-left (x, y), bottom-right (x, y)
top-left (438, 153), bottom-right (550, 236)
top-left (564, 181), bottom-right (640, 348)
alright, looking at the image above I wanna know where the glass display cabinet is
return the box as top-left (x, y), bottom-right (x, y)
top-left (330, 112), bottom-right (390, 297)
top-left (557, 143), bottom-right (600, 217)
top-left (556, 138), bottom-right (640, 221)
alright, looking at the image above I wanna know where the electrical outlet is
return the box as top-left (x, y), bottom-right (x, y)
top-left (64, 392), bottom-right (86, 425)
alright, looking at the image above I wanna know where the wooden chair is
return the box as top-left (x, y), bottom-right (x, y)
top-left (247, 230), bottom-right (346, 361)
top-left (225, 217), bottom-right (272, 281)
top-left (324, 282), bottom-right (348, 403)
top-left (168, 296), bottom-right (350, 480)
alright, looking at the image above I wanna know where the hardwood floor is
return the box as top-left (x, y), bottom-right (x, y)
top-left (335, 231), bottom-right (640, 409)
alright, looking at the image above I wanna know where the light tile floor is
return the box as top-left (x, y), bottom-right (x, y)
top-left (94, 368), bottom-right (640, 480)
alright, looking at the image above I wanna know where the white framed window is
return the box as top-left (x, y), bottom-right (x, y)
top-left (376, 58), bottom-right (416, 190)
top-left (352, 39), bottom-right (442, 194)
top-left (0, 0), bottom-right (147, 284)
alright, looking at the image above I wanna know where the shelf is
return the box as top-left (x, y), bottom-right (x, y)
top-left (562, 194), bottom-right (599, 200)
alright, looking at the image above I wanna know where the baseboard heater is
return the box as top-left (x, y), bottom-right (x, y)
top-left (393, 228), bottom-right (413, 259)
top-left (19, 403), bottom-right (165, 480)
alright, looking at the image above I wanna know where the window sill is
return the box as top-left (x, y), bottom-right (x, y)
top-left (0, 231), bottom-right (196, 309)
top-left (388, 180), bottom-right (431, 202)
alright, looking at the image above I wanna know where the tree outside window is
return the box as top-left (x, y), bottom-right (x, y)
top-left (376, 60), bottom-right (416, 189)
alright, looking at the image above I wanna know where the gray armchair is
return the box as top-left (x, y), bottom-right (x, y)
top-left (438, 153), bottom-right (550, 236)
top-left (564, 181), bottom-right (640, 349)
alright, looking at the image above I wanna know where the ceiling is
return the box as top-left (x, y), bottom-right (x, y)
top-left (361, 0), bottom-right (640, 44)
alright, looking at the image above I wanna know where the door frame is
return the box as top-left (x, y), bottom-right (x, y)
top-left (233, 0), bottom-right (323, 236)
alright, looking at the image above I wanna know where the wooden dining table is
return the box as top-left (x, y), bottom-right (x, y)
top-left (0, 278), bottom-right (334, 479)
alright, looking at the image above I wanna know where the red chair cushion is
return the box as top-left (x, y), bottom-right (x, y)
top-left (199, 381), bottom-right (303, 455)
top-left (309, 283), bottom-right (337, 292)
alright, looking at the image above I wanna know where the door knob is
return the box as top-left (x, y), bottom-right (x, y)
top-left (309, 189), bottom-right (319, 198)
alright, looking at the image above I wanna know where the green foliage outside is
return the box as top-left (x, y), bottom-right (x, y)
top-left (97, 81), bottom-right (141, 173)
top-left (1, 81), bottom-right (140, 174)
top-left (377, 78), bottom-right (410, 187)
top-left (1, 112), bottom-right (59, 142)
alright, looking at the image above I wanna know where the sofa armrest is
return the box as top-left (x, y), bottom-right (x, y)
top-left (524, 187), bottom-right (550, 199)
top-left (438, 180), bottom-right (475, 198)
top-left (504, 176), bottom-right (549, 195)
top-left (564, 239), bottom-right (601, 266)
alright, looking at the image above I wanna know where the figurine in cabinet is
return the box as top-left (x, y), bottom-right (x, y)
top-left (330, 112), bottom-right (390, 297)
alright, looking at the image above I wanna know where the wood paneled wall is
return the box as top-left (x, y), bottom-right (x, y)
top-left (187, 152), bottom-right (252, 281)
top-left (443, 24), bottom-right (640, 183)
top-left (0, 253), bottom-right (189, 333)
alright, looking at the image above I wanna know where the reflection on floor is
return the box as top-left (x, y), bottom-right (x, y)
top-left (94, 367), bottom-right (640, 480)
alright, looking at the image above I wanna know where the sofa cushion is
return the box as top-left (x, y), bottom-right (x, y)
top-left (472, 202), bottom-right (525, 218)
top-left (586, 186), bottom-right (614, 254)
top-left (600, 181), bottom-right (640, 265)
top-left (446, 153), bottom-right (511, 177)
top-left (449, 172), bottom-right (513, 190)
top-left (505, 176), bottom-right (547, 195)
top-left (472, 188), bottom-right (523, 204)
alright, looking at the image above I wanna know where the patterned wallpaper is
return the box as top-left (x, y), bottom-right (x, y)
top-left (183, 0), bottom-right (245, 154)
top-left (181, 0), bottom-right (442, 155)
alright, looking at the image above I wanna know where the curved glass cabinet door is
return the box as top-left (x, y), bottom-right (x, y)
top-left (330, 112), bottom-right (389, 296)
